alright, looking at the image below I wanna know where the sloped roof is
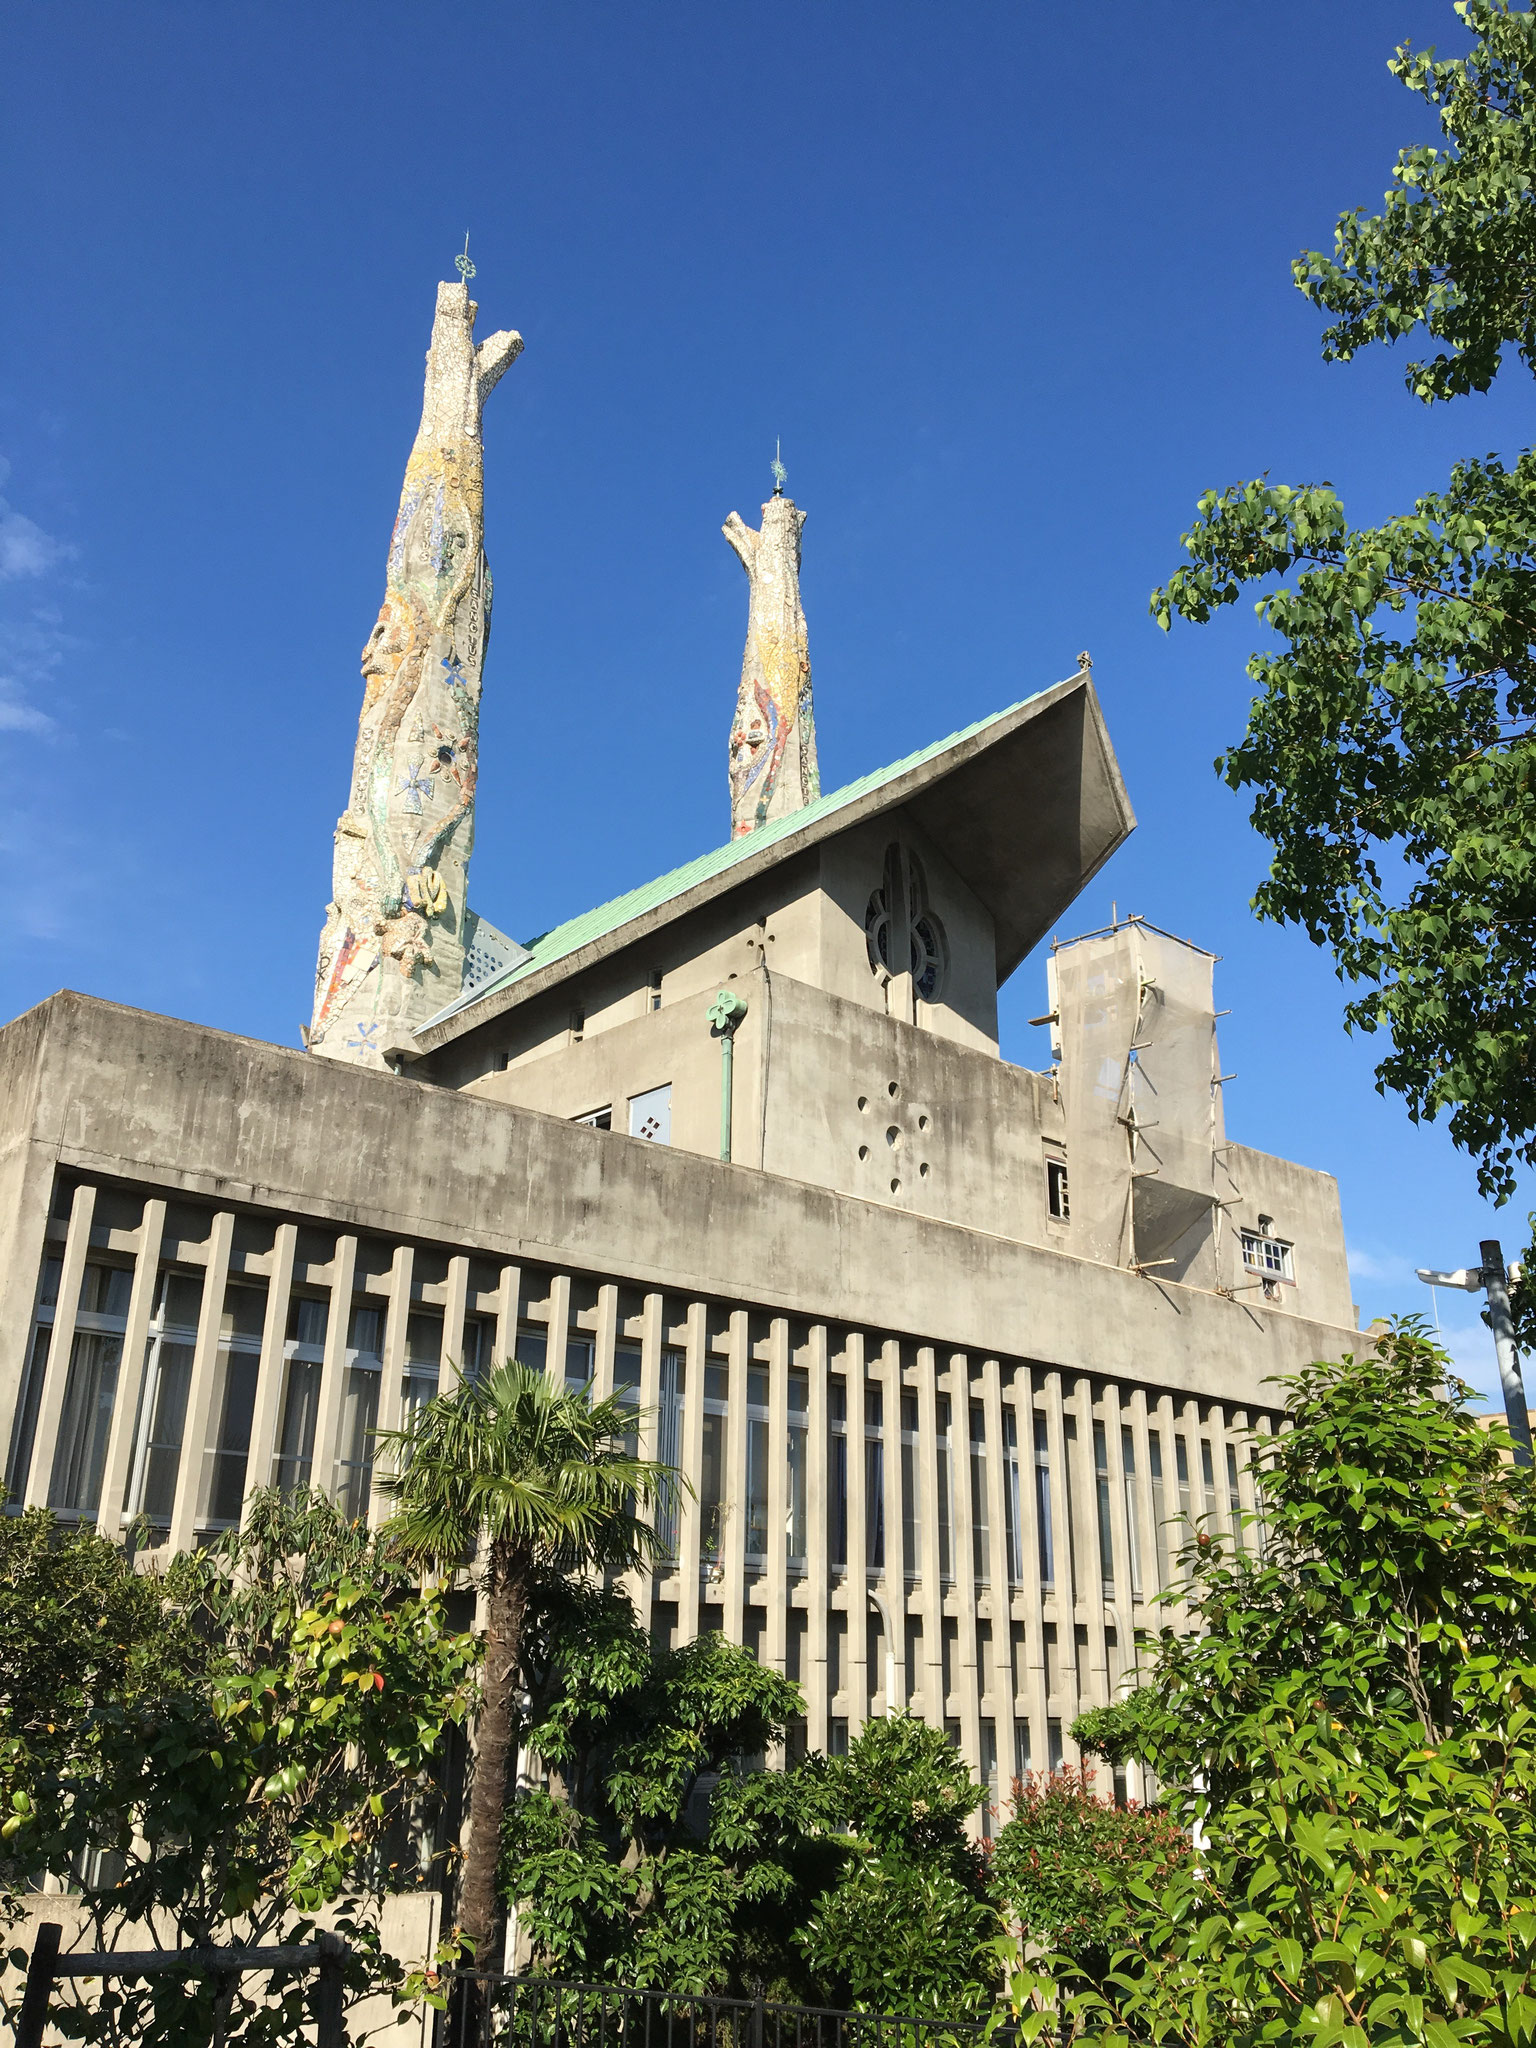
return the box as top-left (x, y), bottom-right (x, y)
top-left (413, 667), bottom-right (1133, 1051)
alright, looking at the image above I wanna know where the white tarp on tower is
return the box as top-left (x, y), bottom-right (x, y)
top-left (1055, 923), bottom-right (1222, 1271)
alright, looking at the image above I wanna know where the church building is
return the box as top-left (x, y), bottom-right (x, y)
top-left (0, 271), bottom-right (1357, 1814)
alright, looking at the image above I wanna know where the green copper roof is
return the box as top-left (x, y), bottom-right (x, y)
top-left (420, 688), bottom-right (1046, 1032)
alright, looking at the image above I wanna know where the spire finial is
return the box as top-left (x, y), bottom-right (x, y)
top-left (455, 232), bottom-right (476, 286)
top-left (770, 438), bottom-right (787, 496)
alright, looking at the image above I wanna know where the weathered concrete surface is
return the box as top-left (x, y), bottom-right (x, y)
top-left (724, 490), bottom-right (818, 837)
top-left (311, 279), bottom-right (521, 1069)
top-left (2, 993), bottom-right (1362, 1419)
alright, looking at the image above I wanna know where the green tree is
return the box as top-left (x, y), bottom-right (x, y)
top-left (1151, 1), bottom-right (1536, 1289)
top-left (0, 1491), bottom-right (476, 2046)
top-left (1005, 1327), bottom-right (1536, 2045)
top-left (377, 1361), bottom-right (676, 1973)
top-left (989, 1768), bottom-right (1186, 1985)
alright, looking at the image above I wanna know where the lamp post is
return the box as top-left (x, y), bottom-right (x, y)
top-left (1416, 1240), bottom-right (1533, 1467)
top-left (707, 990), bottom-right (749, 1163)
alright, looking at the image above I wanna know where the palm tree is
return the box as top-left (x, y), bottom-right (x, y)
top-left (377, 1361), bottom-right (678, 1980)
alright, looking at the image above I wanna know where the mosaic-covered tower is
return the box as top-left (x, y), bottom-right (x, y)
top-left (724, 474), bottom-right (819, 838)
top-left (309, 277), bottom-right (521, 1066)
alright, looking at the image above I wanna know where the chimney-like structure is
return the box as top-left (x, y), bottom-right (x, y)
top-left (310, 278), bottom-right (521, 1066)
top-left (723, 479), bottom-right (819, 838)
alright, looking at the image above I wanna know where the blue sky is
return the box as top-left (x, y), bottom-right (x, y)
top-left (2, 2), bottom-right (1529, 1398)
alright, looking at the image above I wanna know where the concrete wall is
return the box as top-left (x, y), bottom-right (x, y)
top-left (0, 993), bottom-right (1360, 1417)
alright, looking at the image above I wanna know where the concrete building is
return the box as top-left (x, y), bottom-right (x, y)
top-left (0, 273), bottom-right (1358, 1818)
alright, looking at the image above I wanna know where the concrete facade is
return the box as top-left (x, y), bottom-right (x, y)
top-left (0, 303), bottom-right (1363, 1824)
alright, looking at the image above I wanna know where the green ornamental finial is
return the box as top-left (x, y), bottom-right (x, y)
top-left (770, 438), bottom-right (787, 496)
top-left (455, 232), bottom-right (476, 285)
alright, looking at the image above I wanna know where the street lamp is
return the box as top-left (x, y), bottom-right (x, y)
top-left (1416, 1239), bottom-right (1533, 1467)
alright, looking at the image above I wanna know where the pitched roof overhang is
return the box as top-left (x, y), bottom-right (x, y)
top-left (412, 666), bottom-right (1133, 1056)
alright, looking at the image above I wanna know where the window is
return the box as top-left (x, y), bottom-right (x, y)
top-left (1241, 1231), bottom-right (1294, 1283)
top-left (127, 1271), bottom-right (205, 1525)
top-left (865, 843), bottom-right (949, 1003)
top-left (628, 1084), bottom-right (671, 1144)
top-left (271, 1294), bottom-right (327, 1495)
top-left (570, 1007), bottom-right (585, 1043)
top-left (1002, 1408), bottom-right (1023, 1585)
top-left (402, 1311), bottom-right (443, 1421)
top-left (5, 1255), bottom-right (61, 1503)
top-left (746, 1366), bottom-right (770, 1560)
top-left (1226, 1442), bottom-right (1244, 1547)
top-left (1034, 1415), bottom-right (1054, 1589)
top-left (936, 1393), bottom-right (954, 1583)
top-left (50, 1264), bottom-right (134, 1517)
top-left (1093, 1419), bottom-right (1114, 1596)
top-left (787, 1369), bottom-right (808, 1567)
top-left (900, 1390), bottom-right (922, 1572)
top-left (649, 969), bottom-right (663, 1013)
top-left (865, 1385), bottom-right (886, 1571)
top-left (1121, 1426), bottom-right (1144, 1598)
top-left (1147, 1430), bottom-right (1168, 1590)
top-left (701, 1363), bottom-right (727, 1565)
top-left (202, 1281), bottom-right (268, 1527)
top-left (575, 1106), bottom-right (612, 1130)
top-left (335, 1303), bottom-right (383, 1521)
top-left (1047, 1159), bottom-right (1070, 1221)
top-left (970, 1403), bottom-right (990, 1584)
top-left (829, 1378), bottom-right (848, 1568)
top-left (656, 1352), bottom-right (685, 1557)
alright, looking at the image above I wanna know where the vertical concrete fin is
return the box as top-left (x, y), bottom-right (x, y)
top-left (310, 277), bottom-right (522, 1067)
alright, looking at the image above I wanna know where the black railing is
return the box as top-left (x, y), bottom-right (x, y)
top-left (447, 1976), bottom-right (1024, 2048)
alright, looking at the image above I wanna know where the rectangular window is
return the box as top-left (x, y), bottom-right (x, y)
top-left (201, 1281), bottom-right (268, 1528)
top-left (628, 1084), bottom-right (672, 1145)
top-left (1003, 1408), bottom-right (1023, 1585)
top-left (1048, 1718), bottom-right (1064, 1773)
top-left (1226, 1441), bottom-right (1244, 1547)
top-left (936, 1393), bottom-right (953, 1583)
top-left (333, 1302), bottom-right (384, 1522)
top-left (787, 1368), bottom-right (808, 1565)
top-left (49, 1263), bottom-right (134, 1516)
top-left (1201, 1439), bottom-right (1217, 1531)
top-left (865, 1385), bottom-right (886, 1571)
top-left (701, 1363), bottom-right (727, 1564)
top-left (1176, 1435), bottom-right (1192, 1540)
top-left (829, 1377), bottom-right (848, 1569)
top-left (129, 1271), bottom-right (205, 1525)
top-left (970, 1403), bottom-right (990, 1584)
top-left (6, 1258), bottom-right (64, 1502)
top-left (403, 1311), bottom-right (443, 1423)
top-left (1121, 1425), bottom-right (1143, 1598)
top-left (746, 1364), bottom-right (769, 1560)
top-left (656, 1352), bottom-right (685, 1557)
top-left (271, 1293), bottom-right (327, 1496)
top-left (575, 1106), bottom-right (613, 1130)
top-left (1148, 1429), bottom-right (1168, 1589)
top-left (649, 969), bottom-right (663, 1013)
top-left (1047, 1158), bottom-right (1070, 1221)
top-left (900, 1390), bottom-right (922, 1573)
top-left (828, 1717), bottom-right (849, 1757)
top-left (1093, 1419), bottom-right (1115, 1596)
top-left (980, 1718), bottom-right (999, 1838)
top-left (1034, 1414), bottom-right (1054, 1589)
top-left (1241, 1232), bottom-right (1294, 1281)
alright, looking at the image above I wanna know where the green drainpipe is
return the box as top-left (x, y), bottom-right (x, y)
top-left (707, 990), bottom-right (749, 1161)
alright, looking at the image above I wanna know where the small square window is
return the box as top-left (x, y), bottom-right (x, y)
top-left (1241, 1231), bottom-right (1294, 1283)
top-left (629, 1083), bottom-right (672, 1145)
top-left (1046, 1158), bottom-right (1070, 1221)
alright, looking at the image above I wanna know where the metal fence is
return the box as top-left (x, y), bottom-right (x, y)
top-left (447, 1977), bottom-right (1023, 2048)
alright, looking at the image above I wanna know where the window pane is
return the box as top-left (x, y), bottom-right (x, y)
top-left (138, 1339), bottom-right (196, 1523)
top-left (865, 1437), bottom-right (885, 1569)
top-left (5, 1323), bottom-right (52, 1500)
top-left (204, 1349), bottom-right (260, 1525)
top-left (273, 1357), bottom-right (321, 1494)
top-left (788, 1419), bottom-right (807, 1560)
top-left (335, 1364), bottom-right (381, 1521)
top-left (1034, 1416), bottom-right (1054, 1589)
top-left (701, 1411), bottom-right (725, 1563)
top-left (1094, 1420), bottom-right (1114, 1594)
top-left (50, 1330), bottom-right (123, 1515)
top-left (746, 1417), bottom-right (769, 1557)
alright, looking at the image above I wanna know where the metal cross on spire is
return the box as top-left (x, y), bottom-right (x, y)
top-left (770, 439), bottom-right (787, 496)
top-left (455, 233), bottom-right (476, 285)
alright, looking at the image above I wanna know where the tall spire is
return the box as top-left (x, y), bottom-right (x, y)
top-left (309, 274), bottom-right (522, 1066)
top-left (723, 453), bottom-right (819, 839)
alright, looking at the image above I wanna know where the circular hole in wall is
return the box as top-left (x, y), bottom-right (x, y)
top-left (890, 1178), bottom-right (902, 1195)
top-left (919, 1161), bottom-right (930, 1178)
top-left (887, 1081), bottom-right (899, 1098)
top-left (857, 1095), bottom-right (868, 1111)
top-left (885, 1125), bottom-right (901, 1148)
top-left (917, 1114), bottom-right (929, 1131)
top-left (858, 1145), bottom-right (870, 1161)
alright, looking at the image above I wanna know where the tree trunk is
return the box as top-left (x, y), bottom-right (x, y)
top-left (457, 1539), bottom-right (528, 1970)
